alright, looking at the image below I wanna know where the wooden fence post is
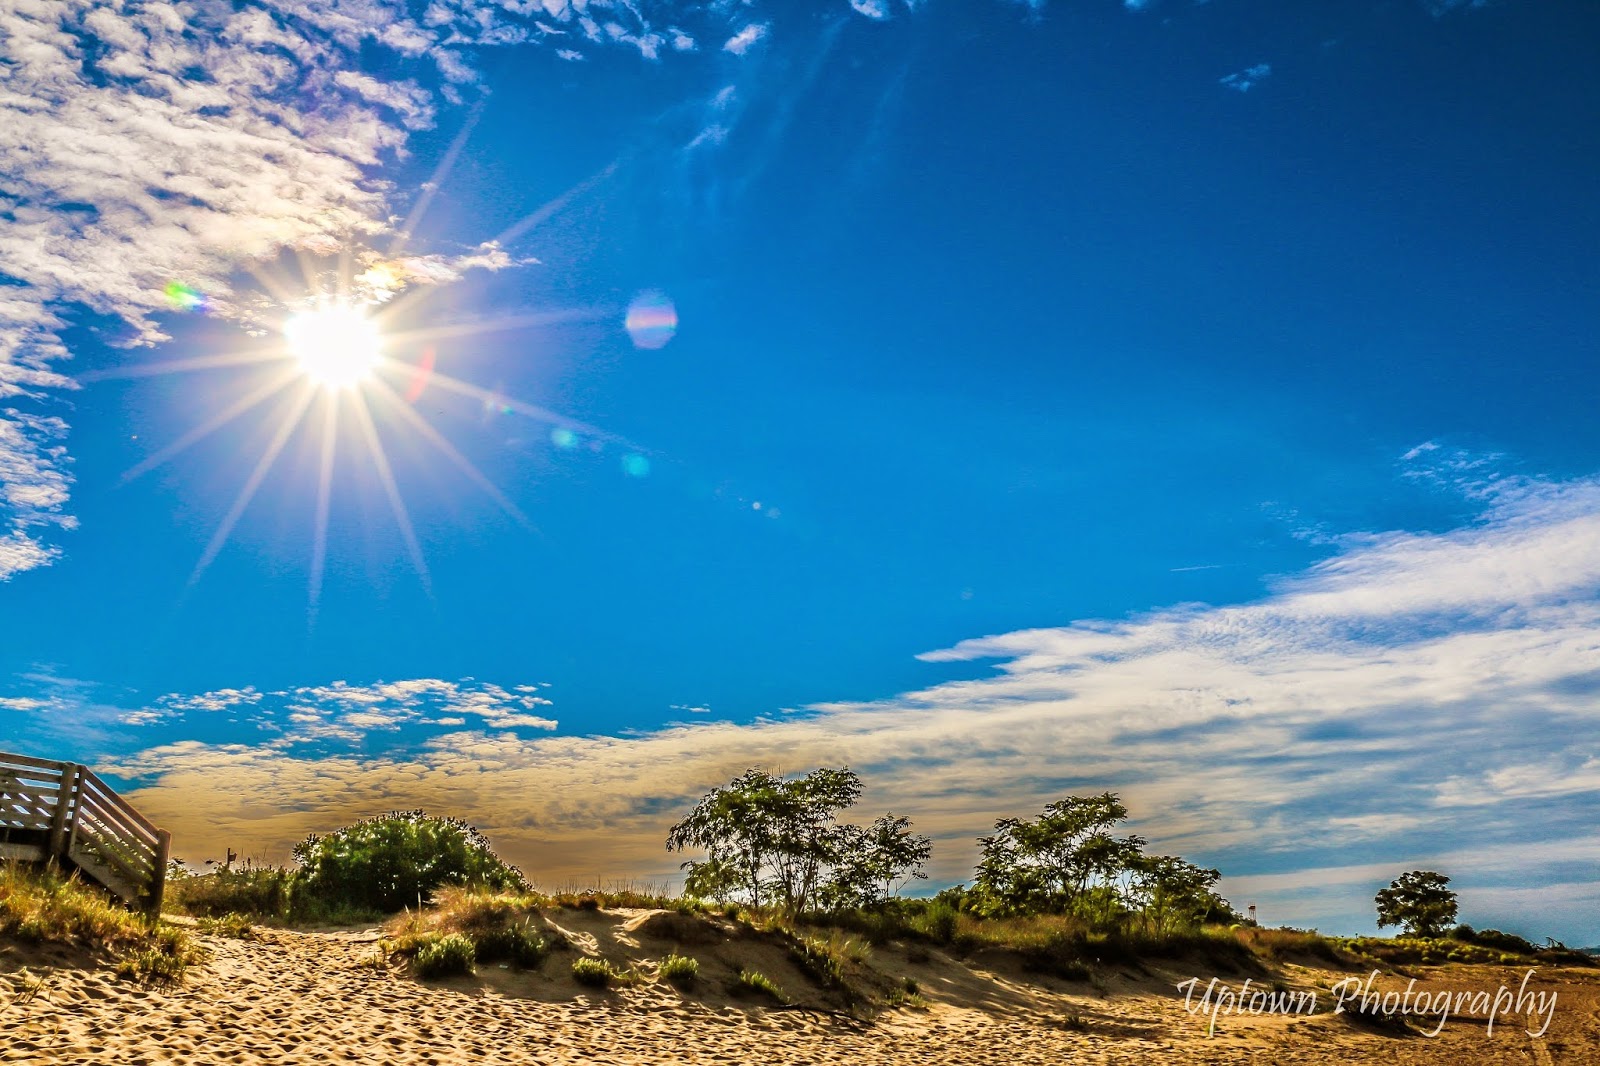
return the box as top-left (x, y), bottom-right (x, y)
top-left (148, 829), bottom-right (172, 916)
top-left (47, 762), bottom-right (80, 860)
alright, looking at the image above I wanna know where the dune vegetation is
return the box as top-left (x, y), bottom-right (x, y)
top-left (8, 765), bottom-right (1590, 1006)
top-left (0, 862), bottom-right (201, 982)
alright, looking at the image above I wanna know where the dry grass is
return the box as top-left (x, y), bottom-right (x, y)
top-left (0, 862), bottom-right (203, 982)
top-left (1233, 925), bottom-right (1347, 964)
top-left (380, 887), bottom-right (567, 973)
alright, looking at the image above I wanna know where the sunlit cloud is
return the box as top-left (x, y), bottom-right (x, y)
top-left (16, 455), bottom-right (1589, 938)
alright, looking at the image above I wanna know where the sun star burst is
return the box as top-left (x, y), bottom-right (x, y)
top-left (285, 303), bottom-right (382, 390)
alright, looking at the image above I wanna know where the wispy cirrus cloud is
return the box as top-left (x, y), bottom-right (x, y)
top-left (1420, 0), bottom-right (1492, 17)
top-left (723, 22), bottom-right (769, 56)
top-left (0, 0), bottom-right (1078, 584)
top-left (31, 453), bottom-right (1597, 940)
top-left (1220, 63), bottom-right (1273, 92)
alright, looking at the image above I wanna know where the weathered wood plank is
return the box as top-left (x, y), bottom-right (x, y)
top-left (79, 769), bottom-right (159, 839)
top-left (76, 789), bottom-right (159, 857)
top-left (0, 753), bottom-right (72, 773)
top-left (0, 787), bottom-right (63, 806)
top-left (149, 829), bottom-right (172, 915)
top-left (69, 827), bottom-right (153, 888)
top-left (48, 763), bottom-right (78, 856)
top-left (0, 841), bottom-right (49, 862)
top-left (0, 776), bottom-right (68, 795)
top-left (73, 809), bottom-right (156, 869)
top-left (3, 749), bottom-right (167, 912)
top-left (0, 814), bottom-right (55, 832)
top-left (68, 842), bottom-right (142, 904)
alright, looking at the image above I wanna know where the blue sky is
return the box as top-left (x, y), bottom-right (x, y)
top-left (2, 1), bottom-right (1598, 941)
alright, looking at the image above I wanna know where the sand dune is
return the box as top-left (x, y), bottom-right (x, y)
top-left (4, 910), bottom-right (1598, 1064)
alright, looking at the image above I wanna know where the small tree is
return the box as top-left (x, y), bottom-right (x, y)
top-left (973, 792), bottom-right (1146, 920)
top-left (1129, 855), bottom-right (1224, 937)
top-left (821, 814), bottom-right (932, 910)
top-left (667, 768), bottom-right (931, 914)
top-left (668, 768), bottom-right (863, 913)
top-left (1375, 870), bottom-right (1458, 938)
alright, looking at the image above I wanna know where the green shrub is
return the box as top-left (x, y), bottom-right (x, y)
top-left (659, 953), bottom-right (699, 985)
top-left (473, 921), bottom-right (551, 969)
top-left (886, 987), bottom-right (929, 1009)
top-left (413, 933), bottom-right (477, 978)
top-left (1465, 928), bottom-right (1538, 955)
top-left (115, 947), bottom-right (190, 983)
top-left (571, 957), bottom-right (615, 986)
top-left (292, 811), bottom-right (527, 914)
top-left (733, 968), bottom-right (786, 1002)
top-left (788, 935), bottom-right (847, 989)
top-left (195, 913), bottom-right (258, 940)
top-left (913, 902), bottom-right (960, 944)
top-left (167, 864), bottom-right (296, 920)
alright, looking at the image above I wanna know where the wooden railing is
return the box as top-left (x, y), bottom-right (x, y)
top-left (0, 750), bottom-right (171, 914)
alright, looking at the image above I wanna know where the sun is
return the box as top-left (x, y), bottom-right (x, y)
top-left (285, 303), bottom-right (382, 389)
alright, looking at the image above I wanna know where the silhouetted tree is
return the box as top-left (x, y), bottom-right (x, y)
top-left (1375, 870), bottom-right (1458, 938)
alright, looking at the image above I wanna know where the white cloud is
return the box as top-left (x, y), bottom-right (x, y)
top-left (260, 678), bottom-right (560, 738)
top-left (0, 0), bottom-right (1182, 581)
top-left (1421, 0), bottom-right (1490, 17)
top-left (158, 687), bottom-right (264, 714)
top-left (1220, 63), bottom-right (1272, 92)
top-left (0, 0), bottom-right (823, 582)
top-left (723, 23), bottom-right (769, 55)
top-left (333, 71), bottom-right (438, 130)
top-left (0, 2), bottom-right (436, 579)
top-left (73, 463), bottom-right (1600, 939)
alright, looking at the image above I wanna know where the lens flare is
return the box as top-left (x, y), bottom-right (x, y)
top-left (285, 304), bottom-right (382, 390)
top-left (403, 347), bottom-right (436, 403)
top-left (164, 281), bottom-right (206, 312)
top-left (551, 427), bottom-right (579, 449)
top-left (625, 290), bottom-right (677, 350)
top-left (622, 453), bottom-right (650, 478)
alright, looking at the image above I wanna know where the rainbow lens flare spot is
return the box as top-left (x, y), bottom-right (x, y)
top-left (625, 291), bottom-right (678, 350)
top-left (164, 281), bottom-right (205, 312)
top-left (551, 427), bottom-right (579, 449)
top-left (622, 453), bottom-right (651, 478)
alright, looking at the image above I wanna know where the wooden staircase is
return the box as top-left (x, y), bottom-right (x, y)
top-left (0, 750), bottom-right (171, 915)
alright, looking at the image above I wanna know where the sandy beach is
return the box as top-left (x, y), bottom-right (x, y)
top-left (5, 909), bottom-right (1597, 1065)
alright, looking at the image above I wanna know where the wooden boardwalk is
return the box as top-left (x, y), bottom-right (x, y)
top-left (0, 750), bottom-right (171, 914)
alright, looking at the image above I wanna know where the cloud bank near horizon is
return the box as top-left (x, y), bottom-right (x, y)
top-left (8, 450), bottom-right (1600, 938)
